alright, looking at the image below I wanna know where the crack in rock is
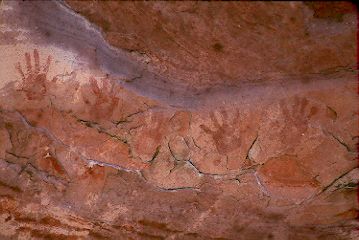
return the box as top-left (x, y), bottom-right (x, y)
top-left (327, 131), bottom-right (354, 153)
top-left (76, 118), bottom-right (128, 144)
top-left (254, 171), bottom-right (270, 197)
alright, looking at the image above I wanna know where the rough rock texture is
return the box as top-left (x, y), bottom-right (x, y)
top-left (66, 1), bottom-right (357, 89)
top-left (0, 1), bottom-right (358, 240)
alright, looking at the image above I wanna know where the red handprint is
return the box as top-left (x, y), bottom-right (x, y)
top-left (15, 49), bottom-right (52, 100)
top-left (88, 76), bottom-right (120, 120)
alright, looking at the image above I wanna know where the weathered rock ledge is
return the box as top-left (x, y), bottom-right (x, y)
top-left (0, 1), bottom-right (358, 239)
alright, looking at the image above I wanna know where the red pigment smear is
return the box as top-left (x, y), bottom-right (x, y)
top-left (305, 1), bottom-right (357, 22)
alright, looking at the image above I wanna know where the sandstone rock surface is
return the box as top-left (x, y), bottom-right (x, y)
top-left (0, 1), bottom-right (358, 240)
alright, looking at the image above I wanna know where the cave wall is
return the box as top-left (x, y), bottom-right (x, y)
top-left (0, 1), bottom-right (358, 239)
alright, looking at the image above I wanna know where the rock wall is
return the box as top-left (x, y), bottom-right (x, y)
top-left (0, 1), bottom-right (358, 239)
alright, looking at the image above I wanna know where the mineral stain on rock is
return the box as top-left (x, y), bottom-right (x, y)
top-left (0, 1), bottom-right (358, 240)
top-left (304, 1), bottom-right (357, 22)
top-left (212, 42), bottom-right (224, 52)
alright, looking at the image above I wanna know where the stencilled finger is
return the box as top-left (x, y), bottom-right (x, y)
top-left (34, 49), bottom-right (40, 74)
top-left (103, 78), bottom-right (111, 93)
top-left (280, 99), bottom-right (290, 119)
top-left (210, 112), bottom-right (220, 128)
top-left (233, 109), bottom-right (240, 123)
top-left (15, 62), bottom-right (25, 81)
top-left (43, 55), bottom-right (51, 73)
top-left (220, 108), bottom-right (228, 122)
top-left (25, 52), bottom-right (32, 75)
top-left (90, 77), bottom-right (101, 95)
